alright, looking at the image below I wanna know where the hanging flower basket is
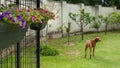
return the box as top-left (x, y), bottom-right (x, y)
top-left (0, 23), bottom-right (27, 51)
top-left (30, 20), bottom-right (47, 30)
top-left (0, 5), bottom-right (55, 50)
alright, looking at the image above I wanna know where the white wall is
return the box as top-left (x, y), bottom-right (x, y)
top-left (43, 1), bottom-right (119, 35)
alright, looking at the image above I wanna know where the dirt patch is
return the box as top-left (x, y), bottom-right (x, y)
top-left (63, 42), bottom-right (75, 46)
top-left (66, 50), bottom-right (80, 57)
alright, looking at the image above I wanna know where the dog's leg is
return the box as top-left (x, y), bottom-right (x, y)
top-left (84, 46), bottom-right (88, 58)
top-left (90, 47), bottom-right (92, 59)
top-left (93, 47), bottom-right (95, 56)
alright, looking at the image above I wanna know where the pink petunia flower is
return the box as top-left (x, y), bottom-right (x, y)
top-left (31, 16), bottom-right (36, 22)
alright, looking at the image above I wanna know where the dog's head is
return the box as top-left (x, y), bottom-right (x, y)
top-left (94, 37), bottom-right (101, 42)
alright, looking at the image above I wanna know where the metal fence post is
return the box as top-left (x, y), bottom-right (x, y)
top-left (16, 43), bottom-right (20, 68)
top-left (16, 0), bottom-right (19, 5)
top-left (36, 0), bottom-right (40, 68)
top-left (36, 30), bottom-right (40, 68)
top-left (0, 52), bottom-right (2, 68)
top-left (36, 0), bottom-right (40, 9)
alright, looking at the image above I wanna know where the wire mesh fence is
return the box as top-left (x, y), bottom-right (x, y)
top-left (0, 0), bottom-right (39, 8)
top-left (0, 31), bottom-right (37, 68)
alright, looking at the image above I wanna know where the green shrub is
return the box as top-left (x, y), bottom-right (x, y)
top-left (40, 45), bottom-right (59, 56)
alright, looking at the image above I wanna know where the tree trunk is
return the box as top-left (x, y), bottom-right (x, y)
top-left (81, 24), bottom-right (84, 40)
top-left (105, 24), bottom-right (107, 35)
top-left (112, 24), bottom-right (115, 31)
top-left (97, 28), bottom-right (99, 36)
top-left (61, 29), bottom-right (64, 37)
top-left (117, 23), bottom-right (120, 32)
top-left (67, 32), bottom-right (70, 45)
top-left (61, 0), bottom-right (64, 38)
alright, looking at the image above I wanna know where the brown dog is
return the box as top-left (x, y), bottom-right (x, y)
top-left (84, 37), bottom-right (101, 59)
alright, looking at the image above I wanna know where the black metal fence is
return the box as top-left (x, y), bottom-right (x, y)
top-left (0, 0), bottom-right (40, 8)
top-left (0, 32), bottom-right (36, 68)
top-left (0, 0), bottom-right (41, 68)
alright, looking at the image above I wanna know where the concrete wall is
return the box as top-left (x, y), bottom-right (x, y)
top-left (43, 1), bottom-right (120, 36)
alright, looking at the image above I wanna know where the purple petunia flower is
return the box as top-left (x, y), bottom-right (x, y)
top-left (22, 20), bottom-right (26, 29)
top-left (8, 17), bottom-right (15, 22)
top-left (8, 17), bottom-right (13, 20)
top-left (0, 14), bottom-right (5, 20)
top-left (17, 15), bottom-right (22, 21)
top-left (4, 11), bottom-right (10, 16)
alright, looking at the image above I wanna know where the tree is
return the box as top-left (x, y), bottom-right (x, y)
top-left (66, 0), bottom-right (77, 4)
top-left (108, 12), bottom-right (118, 30)
top-left (102, 0), bottom-right (115, 6)
top-left (54, 0), bottom-right (120, 9)
top-left (104, 16), bottom-right (110, 35)
top-left (111, 12), bottom-right (120, 30)
top-left (115, 0), bottom-right (120, 9)
top-left (91, 15), bottom-right (102, 36)
top-left (85, 0), bottom-right (101, 5)
top-left (101, 12), bottom-right (120, 33)
top-left (95, 15), bottom-right (110, 35)
top-left (79, 9), bottom-right (92, 40)
top-left (65, 22), bottom-right (71, 45)
top-left (69, 9), bottom-right (92, 40)
top-left (116, 12), bottom-right (120, 29)
top-left (66, 0), bottom-right (82, 4)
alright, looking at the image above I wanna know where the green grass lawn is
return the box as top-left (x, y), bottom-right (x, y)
top-left (1, 31), bottom-right (120, 68)
top-left (41, 31), bottom-right (120, 68)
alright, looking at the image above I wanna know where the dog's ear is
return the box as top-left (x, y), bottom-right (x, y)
top-left (94, 37), bottom-right (101, 42)
top-left (94, 38), bottom-right (98, 42)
